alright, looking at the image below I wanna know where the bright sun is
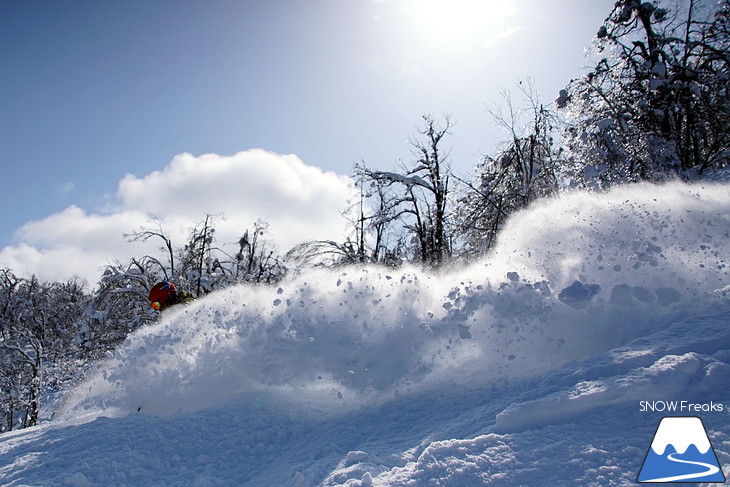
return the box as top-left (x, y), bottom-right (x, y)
top-left (401, 0), bottom-right (518, 49)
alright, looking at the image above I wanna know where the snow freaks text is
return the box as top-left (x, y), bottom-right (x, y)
top-left (639, 401), bottom-right (725, 413)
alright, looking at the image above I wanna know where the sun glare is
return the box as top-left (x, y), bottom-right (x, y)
top-left (402, 0), bottom-right (517, 49)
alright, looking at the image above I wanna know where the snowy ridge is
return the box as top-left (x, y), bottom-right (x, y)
top-left (60, 180), bottom-right (730, 421)
top-left (2, 180), bottom-right (729, 486)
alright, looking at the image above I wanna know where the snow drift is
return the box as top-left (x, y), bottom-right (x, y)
top-left (60, 180), bottom-right (730, 420)
top-left (2, 179), bottom-right (729, 487)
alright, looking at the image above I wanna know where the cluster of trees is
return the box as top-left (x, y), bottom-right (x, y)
top-left (559, 0), bottom-right (730, 186)
top-left (1, 0), bottom-right (728, 432)
top-left (329, 0), bottom-right (729, 263)
top-left (123, 215), bottom-right (285, 296)
top-left (0, 270), bottom-right (89, 430)
top-left (0, 218), bottom-right (284, 432)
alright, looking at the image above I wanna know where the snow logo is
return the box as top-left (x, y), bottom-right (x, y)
top-left (637, 416), bottom-right (726, 483)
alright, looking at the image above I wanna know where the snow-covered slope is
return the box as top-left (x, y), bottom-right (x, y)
top-left (1, 180), bottom-right (729, 486)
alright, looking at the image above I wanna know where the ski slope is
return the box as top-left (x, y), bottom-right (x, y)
top-left (1, 180), bottom-right (729, 486)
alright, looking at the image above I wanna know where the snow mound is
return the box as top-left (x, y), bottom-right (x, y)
top-left (3, 180), bottom-right (729, 487)
top-left (59, 181), bottom-right (730, 420)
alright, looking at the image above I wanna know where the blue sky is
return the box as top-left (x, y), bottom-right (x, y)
top-left (0, 0), bottom-right (614, 283)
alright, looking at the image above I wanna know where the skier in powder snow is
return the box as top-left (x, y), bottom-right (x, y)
top-left (148, 281), bottom-right (194, 311)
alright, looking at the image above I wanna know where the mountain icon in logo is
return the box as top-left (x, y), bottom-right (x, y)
top-left (637, 416), bottom-right (726, 483)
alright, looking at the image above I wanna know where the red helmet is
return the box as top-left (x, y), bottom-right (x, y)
top-left (149, 281), bottom-right (176, 310)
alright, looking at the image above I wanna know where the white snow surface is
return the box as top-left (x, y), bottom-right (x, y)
top-left (1, 180), bottom-right (730, 486)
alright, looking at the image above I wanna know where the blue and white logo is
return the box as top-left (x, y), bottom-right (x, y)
top-left (637, 416), bottom-right (725, 483)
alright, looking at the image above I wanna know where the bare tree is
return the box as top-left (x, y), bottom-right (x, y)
top-left (124, 215), bottom-right (175, 279)
top-left (233, 220), bottom-right (286, 284)
top-left (456, 81), bottom-right (559, 257)
top-left (335, 161), bottom-right (405, 265)
top-left (365, 114), bottom-right (455, 267)
top-left (176, 214), bottom-right (222, 296)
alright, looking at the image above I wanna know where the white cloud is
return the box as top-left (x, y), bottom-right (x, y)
top-left (0, 243), bottom-right (114, 285)
top-left (0, 150), bottom-right (355, 284)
